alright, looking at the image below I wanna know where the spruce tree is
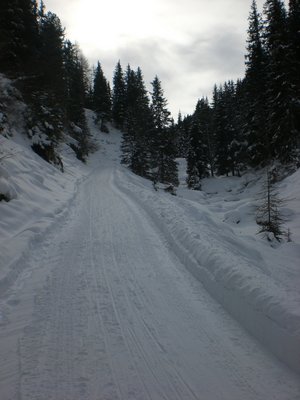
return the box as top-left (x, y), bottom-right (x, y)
top-left (112, 61), bottom-right (126, 129)
top-left (25, 5), bottom-right (66, 167)
top-left (175, 112), bottom-right (193, 158)
top-left (213, 85), bottom-right (230, 175)
top-left (121, 66), bottom-right (152, 177)
top-left (213, 82), bottom-right (244, 176)
top-left (150, 76), bottom-right (178, 185)
top-left (263, 0), bottom-right (296, 162)
top-left (287, 0), bottom-right (300, 153)
top-left (130, 67), bottom-right (152, 177)
top-left (93, 61), bottom-right (111, 129)
top-left (63, 41), bottom-right (90, 161)
top-left (186, 98), bottom-right (211, 188)
top-left (0, 0), bottom-right (39, 76)
top-left (121, 65), bottom-right (137, 167)
top-left (38, 10), bottom-right (65, 100)
top-left (256, 170), bottom-right (285, 240)
top-left (244, 0), bottom-right (268, 165)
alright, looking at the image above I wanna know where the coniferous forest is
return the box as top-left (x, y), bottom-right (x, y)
top-left (0, 0), bottom-right (299, 186)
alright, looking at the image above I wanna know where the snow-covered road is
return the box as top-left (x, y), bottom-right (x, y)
top-left (1, 156), bottom-right (300, 399)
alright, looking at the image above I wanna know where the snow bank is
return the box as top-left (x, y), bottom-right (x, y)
top-left (0, 75), bottom-right (94, 296)
top-left (0, 134), bottom-right (90, 296)
top-left (114, 166), bottom-right (300, 375)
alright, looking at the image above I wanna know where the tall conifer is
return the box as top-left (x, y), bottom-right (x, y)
top-left (263, 0), bottom-right (296, 162)
top-left (112, 61), bottom-right (126, 129)
top-left (244, 0), bottom-right (268, 165)
top-left (93, 61), bottom-right (111, 128)
top-left (150, 76), bottom-right (178, 185)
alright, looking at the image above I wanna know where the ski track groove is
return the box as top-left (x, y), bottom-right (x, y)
top-left (94, 174), bottom-right (171, 400)
top-left (107, 175), bottom-right (201, 400)
top-left (110, 169), bottom-right (261, 400)
top-left (88, 188), bottom-right (130, 400)
top-left (1, 160), bottom-right (299, 400)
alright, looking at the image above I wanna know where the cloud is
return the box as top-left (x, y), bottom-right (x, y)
top-left (93, 25), bottom-right (246, 116)
top-left (45, 0), bottom-right (260, 116)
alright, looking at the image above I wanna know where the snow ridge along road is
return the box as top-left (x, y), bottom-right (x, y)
top-left (114, 166), bottom-right (300, 376)
top-left (1, 146), bottom-right (299, 399)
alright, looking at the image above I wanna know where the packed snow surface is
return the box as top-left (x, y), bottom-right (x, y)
top-left (0, 105), bottom-right (300, 398)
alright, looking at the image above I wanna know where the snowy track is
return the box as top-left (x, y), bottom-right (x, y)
top-left (1, 157), bottom-right (300, 399)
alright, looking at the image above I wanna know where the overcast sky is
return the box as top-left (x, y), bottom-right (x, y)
top-left (45, 0), bottom-right (270, 117)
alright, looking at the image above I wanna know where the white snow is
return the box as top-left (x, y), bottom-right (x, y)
top-left (115, 160), bottom-right (300, 374)
top-left (0, 75), bottom-right (300, 399)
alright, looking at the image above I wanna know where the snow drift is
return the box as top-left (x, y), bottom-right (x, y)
top-left (113, 163), bottom-right (300, 375)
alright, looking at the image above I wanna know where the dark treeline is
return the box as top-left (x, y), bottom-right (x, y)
top-left (0, 0), bottom-right (93, 165)
top-left (182, 0), bottom-right (300, 188)
top-left (0, 0), bottom-right (299, 186)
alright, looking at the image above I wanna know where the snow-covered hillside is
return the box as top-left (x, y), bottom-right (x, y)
top-left (0, 78), bottom-right (299, 398)
top-left (117, 159), bottom-right (300, 374)
top-left (0, 76), bottom-right (91, 298)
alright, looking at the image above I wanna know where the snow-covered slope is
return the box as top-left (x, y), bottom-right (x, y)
top-left (0, 76), bottom-right (91, 296)
top-left (115, 160), bottom-right (300, 374)
top-left (0, 76), bottom-right (299, 398)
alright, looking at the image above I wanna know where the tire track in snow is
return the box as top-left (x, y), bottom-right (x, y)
top-left (107, 170), bottom-right (259, 399)
top-left (102, 172), bottom-right (200, 400)
top-left (2, 161), bottom-right (299, 400)
top-left (86, 167), bottom-right (251, 398)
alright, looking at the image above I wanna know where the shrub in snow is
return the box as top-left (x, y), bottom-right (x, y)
top-left (256, 170), bottom-right (285, 241)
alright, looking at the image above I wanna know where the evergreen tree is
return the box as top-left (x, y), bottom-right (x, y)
top-left (150, 76), bottom-right (178, 185)
top-left (121, 65), bottom-right (137, 167)
top-left (121, 66), bottom-right (152, 177)
top-left (186, 98), bottom-right (211, 188)
top-left (25, 5), bottom-right (66, 167)
top-left (212, 85), bottom-right (230, 175)
top-left (256, 169), bottom-right (285, 240)
top-left (38, 9), bottom-right (65, 101)
top-left (112, 61), bottom-right (126, 129)
top-left (175, 112), bottom-right (193, 158)
top-left (93, 61), bottom-right (111, 129)
top-left (244, 0), bottom-right (268, 165)
top-left (130, 67), bottom-right (153, 177)
top-left (263, 0), bottom-right (297, 162)
top-left (63, 41), bottom-right (90, 161)
top-left (287, 0), bottom-right (300, 152)
top-left (0, 0), bottom-right (39, 76)
top-left (213, 82), bottom-right (244, 176)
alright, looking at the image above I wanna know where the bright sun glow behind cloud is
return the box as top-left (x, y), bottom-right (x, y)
top-left (67, 0), bottom-right (159, 50)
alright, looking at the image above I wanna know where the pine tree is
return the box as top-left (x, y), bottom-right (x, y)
top-left (38, 9), bottom-right (65, 100)
top-left (130, 67), bottom-right (152, 177)
top-left (121, 65), bottom-right (137, 167)
top-left (93, 61), bottom-right (111, 129)
top-left (150, 76), bottom-right (178, 185)
top-left (112, 61), bottom-right (126, 129)
top-left (287, 0), bottom-right (300, 154)
top-left (214, 81), bottom-right (246, 176)
top-left (244, 0), bottom-right (269, 165)
top-left (63, 41), bottom-right (90, 161)
top-left (25, 5), bottom-right (66, 168)
top-left (256, 169), bottom-right (285, 240)
top-left (175, 112), bottom-right (193, 158)
top-left (121, 66), bottom-right (152, 177)
top-left (263, 0), bottom-right (296, 162)
top-left (0, 0), bottom-right (39, 76)
top-left (186, 98), bottom-right (211, 188)
top-left (213, 84), bottom-right (231, 176)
